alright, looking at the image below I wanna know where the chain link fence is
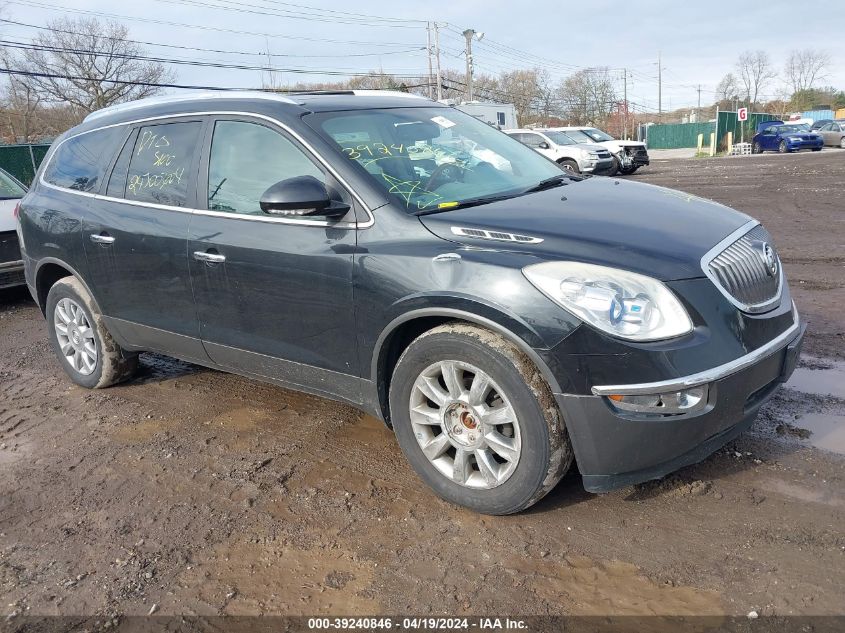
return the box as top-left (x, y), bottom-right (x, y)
top-left (0, 144), bottom-right (52, 187)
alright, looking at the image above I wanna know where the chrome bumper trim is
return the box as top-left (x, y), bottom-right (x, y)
top-left (0, 259), bottom-right (24, 271)
top-left (591, 304), bottom-right (800, 396)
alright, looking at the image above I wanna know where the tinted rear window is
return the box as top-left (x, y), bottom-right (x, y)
top-left (125, 122), bottom-right (202, 207)
top-left (43, 127), bottom-right (122, 193)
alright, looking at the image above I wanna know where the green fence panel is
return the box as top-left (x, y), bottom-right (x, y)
top-left (645, 122), bottom-right (715, 149)
top-left (715, 111), bottom-right (778, 150)
top-left (0, 143), bottom-right (53, 186)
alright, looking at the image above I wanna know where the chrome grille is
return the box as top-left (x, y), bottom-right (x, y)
top-left (706, 224), bottom-right (781, 312)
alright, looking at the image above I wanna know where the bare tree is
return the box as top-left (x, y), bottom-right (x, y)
top-left (785, 49), bottom-right (830, 94)
top-left (557, 68), bottom-right (617, 126)
top-left (715, 73), bottom-right (740, 102)
top-left (735, 50), bottom-right (776, 108)
top-left (9, 17), bottom-right (175, 113)
top-left (497, 69), bottom-right (542, 124)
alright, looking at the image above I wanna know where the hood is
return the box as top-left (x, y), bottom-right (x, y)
top-left (419, 177), bottom-right (752, 281)
top-left (783, 130), bottom-right (819, 139)
top-left (573, 143), bottom-right (610, 153)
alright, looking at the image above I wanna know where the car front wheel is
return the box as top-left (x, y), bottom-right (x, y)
top-left (778, 140), bottom-right (789, 153)
top-left (840, 137), bottom-right (845, 149)
top-left (558, 159), bottom-right (580, 174)
top-left (46, 277), bottom-right (138, 389)
top-left (752, 141), bottom-right (762, 154)
top-left (389, 323), bottom-right (573, 515)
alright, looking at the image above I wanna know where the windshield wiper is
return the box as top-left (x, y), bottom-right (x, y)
top-left (415, 192), bottom-right (520, 216)
top-left (522, 174), bottom-right (573, 193)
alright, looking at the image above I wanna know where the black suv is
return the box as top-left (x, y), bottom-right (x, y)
top-left (17, 90), bottom-right (804, 514)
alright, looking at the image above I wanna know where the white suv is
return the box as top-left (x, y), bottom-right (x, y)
top-left (0, 167), bottom-right (27, 290)
top-left (551, 127), bottom-right (650, 175)
top-left (504, 129), bottom-right (615, 175)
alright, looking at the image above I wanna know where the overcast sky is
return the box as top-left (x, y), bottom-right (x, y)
top-left (4, 0), bottom-right (844, 113)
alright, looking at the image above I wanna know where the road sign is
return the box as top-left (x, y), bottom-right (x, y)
top-left (738, 107), bottom-right (748, 122)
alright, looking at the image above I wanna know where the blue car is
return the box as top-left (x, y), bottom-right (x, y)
top-left (752, 121), bottom-right (824, 154)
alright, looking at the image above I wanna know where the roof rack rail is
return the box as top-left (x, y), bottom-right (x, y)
top-left (83, 90), bottom-right (299, 122)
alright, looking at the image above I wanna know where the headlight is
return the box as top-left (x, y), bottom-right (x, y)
top-left (579, 148), bottom-right (591, 158)
top-left (523, 261), bottom-right (694, 341)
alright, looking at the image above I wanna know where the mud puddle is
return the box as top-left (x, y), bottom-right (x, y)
top-left (788, 357), bottom-right (845, 399)
top-left (784, 357), bottom-right (845, 455)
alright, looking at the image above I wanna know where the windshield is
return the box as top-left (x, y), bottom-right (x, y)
top-left (308, 107), bottom-right (564, 213)
top-left (581, 128), bottom-right (615, 142)
top-left (780, 124), bottom-right (810, 133)
top-left (543, 131), bottom-right (578, 146)
top-left (0, 169), bottom-right (26, 199)
top-left (559, 129), bottom-right (595, 144)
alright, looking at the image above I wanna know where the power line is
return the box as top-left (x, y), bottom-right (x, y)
top-left (8, 1), bottom-right (417, 47)
top-left (0, 18), bottom-right (424, 59)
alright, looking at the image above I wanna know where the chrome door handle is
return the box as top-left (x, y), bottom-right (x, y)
top-left (193, 251), bottom-right (226, 263)
top-left (89, 233), bottom-right (115, 245)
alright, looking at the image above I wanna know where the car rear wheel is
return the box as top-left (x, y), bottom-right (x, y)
top-left (389, 323), bottom-right (573, 515)
top-left (778, 140), bottom-right (789, 153)
top-left (46, 277), bottom-right (138, 389)
top-left (558, 159), bottom-right (580, 174)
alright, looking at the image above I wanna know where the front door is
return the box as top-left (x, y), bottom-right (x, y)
top-left (83, 118), bottom-right (208, 361)
top-left (187, 117), bottom-right (360, 398)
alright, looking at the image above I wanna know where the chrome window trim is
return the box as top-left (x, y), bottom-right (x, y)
top-left (700, 219), bottom-right (783, 314)
top-left (592, 303), bottom-right (800, 396)
top-left (38, 110), bottom-right (374, 229)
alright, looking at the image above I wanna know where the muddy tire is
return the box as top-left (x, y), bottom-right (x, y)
top-left (46, 277), bottom-right (138, 389)
top-left (389, 323), bottom-right (573, 515)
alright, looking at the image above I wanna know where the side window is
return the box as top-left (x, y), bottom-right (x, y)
top-left (126, 122), bottom-right (202, 207)
top-left (496, 112), bottom-right (506, 127)
top-left (43, 127), bottom-right (121, 193)
top-left (522, 134), bottom-right (542, 147)
top-left (106, 129), bottom-right (138, 198)
top-left (207, 120), bottom-right (323, 215)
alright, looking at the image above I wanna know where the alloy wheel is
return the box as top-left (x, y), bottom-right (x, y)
top-left (409, 360), bottom-right (521, 489)
top-left (54, 298), bottom-right (97, 376)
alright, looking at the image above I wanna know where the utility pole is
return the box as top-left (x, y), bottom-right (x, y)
top-left (463, 28), bottom-right (476, 101)
top-left (697, 84), bottom-right (702, 122)
top-left (623, 68), bottom-right (628, 140)
top-left (426, 22), bottom-right (434, 99)
top-left (434, 22), bottom-right (442, 101)
top-left (657, 51), bottom-right (662, 120)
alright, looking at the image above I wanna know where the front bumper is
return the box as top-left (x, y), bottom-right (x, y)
top-left (554, 317), bottom-right (805, 492)
top-left (786, 139), bottom-right (823, 150)
top-left (583, 158), bottom-right (616, 175)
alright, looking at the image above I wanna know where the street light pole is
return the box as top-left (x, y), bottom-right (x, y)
top-left (434, 22), bottom-right (442, 101)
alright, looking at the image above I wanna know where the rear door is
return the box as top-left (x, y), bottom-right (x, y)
top-left (187, 116), bottom-right (360, 396)
top-left (83, 117), bottom-right (209, 361)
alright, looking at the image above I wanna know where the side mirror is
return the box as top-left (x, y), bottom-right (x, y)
top-left (538, 141), bottom-right (550, 149)
top-left (259, 175), bottom-right (350, 219)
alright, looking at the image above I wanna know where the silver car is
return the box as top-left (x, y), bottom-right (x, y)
top-left (504, 129), bottom-right (615, 175)
top-left (817, 120), bottom-right (845, 148)
top-left (0, 167), bottom-right (28, 290)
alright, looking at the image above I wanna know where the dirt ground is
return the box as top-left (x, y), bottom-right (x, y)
top-left (1, 151), bottom-right (844, 622)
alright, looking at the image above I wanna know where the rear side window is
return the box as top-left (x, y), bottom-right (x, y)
top-left (43, 127), bottom-right (121, 193)
top-left (106, 129), bottom-right (138, 198)
top-left (126, 122), bottom-right (202, 207)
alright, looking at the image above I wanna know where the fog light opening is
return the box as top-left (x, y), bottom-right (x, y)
top-left (606, 385), bottom-right (708, 415)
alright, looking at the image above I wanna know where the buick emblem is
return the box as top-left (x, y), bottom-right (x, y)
top-left (759, 242), bottom-right (779, 277)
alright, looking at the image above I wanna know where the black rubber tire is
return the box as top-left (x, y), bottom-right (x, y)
top-left (751, 141), bottom-right (762, 154)
top-left (558, 159), bottom-right (580, 174)
top-left (46, 277), bottom-right (138, 389)
top-left (621, 165), bottom-right (638, 175)
top-left (389, 323), bottom-right (573, 515)
top-left (811, 147), bottom-right (822, 152)
top-left (778, 140), bottom-right (789, 154)
top-left (610, 156), bottom-right (621, 176)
